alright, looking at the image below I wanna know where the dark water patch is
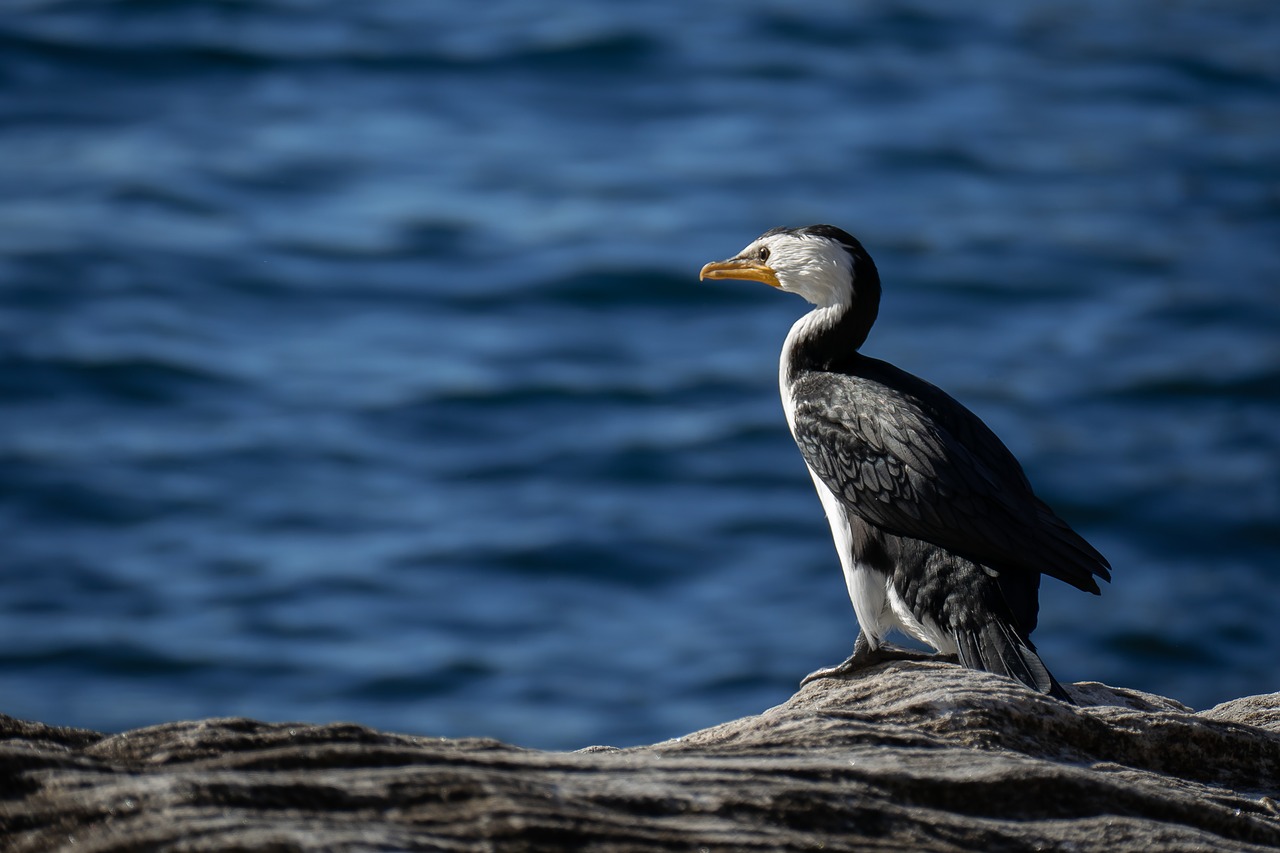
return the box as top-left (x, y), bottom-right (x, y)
top-left (215, 162), bottom-right (363, 201)
top-left (209, 572), bottom-right (387, 612)
top-left (262, 231), bottom-right (445, 263)
top-left (207, 582), bottom-right (324, 612)
top-left (0, 642), bottom-right (213, 678)
top-left (1103, 631), bottom-right (1223, 667)
top-left (0, 15), bottom-right (663, 79)
top-left (865, 144), bottom-right (1003, 178)
top-left (145, 455), bottom-right (407, 534)
top-left (208, 254), bottom-right (465, 308)
top-left (537, 269), bottom-right (738, 309)
top-left (890, 242), bottom-right (1165, 300)
top-left (697, 668), bottom-right (782, 695)
top-left (392, 220), bottom-right (478, 261)
top-left (1149, 299), bottom-right (1280, 335)
top-left (1159, 517), bottom-right (1280, 563)
top-left (0, 100), bottom-right (124, 128)
top-left (346, 661), bottom-right (497, 702)
top-left (582, 446), bottom-right (687, 485)
top-left (0, 28), bottom-right (279, 78)
top-left (1146, 51), bottom-right (1280, 96)
top-left (203, 556), bottom-right (267, 582)
top-left (459, 541), bottom-right (687, 590)
top-left (305, 573), bottom-right (393, 599)
top-left (897, 270), bottom-right (1087, 302)
top-left (1, 251), bottom-right (166, 301)
top-left (755, 6), bottom-right (989, 54)
top-left (1229, 520), bottom-right (1280, 552)
top-left (109, 181), bottom-right (242, 219)
top-left (0, 579), bottom-right (164, 621)
top-left (0, 556), bottom-right (134, 601)
top-left (238, 615), bottom-right (355, 644)
top-left (377, 384), bottom-right (661, 430)
top-left (1214, 621), bottom-right (1265, 647)
top-left (480, 33), bottom-right (662, 75)
top-left (1098, 368), bottom-right (1280, 404)
top-left (0, 463), bottom-right (173, 527)
top-left (0, 352), bottom-right (239, 405)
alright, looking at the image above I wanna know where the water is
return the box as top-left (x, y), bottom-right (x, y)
top-left (1, 0), bottom-right (1277, 750)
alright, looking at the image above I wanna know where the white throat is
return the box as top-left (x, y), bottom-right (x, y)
top-left (779, 304), bottom-right (843, 425)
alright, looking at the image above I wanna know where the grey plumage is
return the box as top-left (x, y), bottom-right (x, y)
top-left (791, 361), bottom-right (1107, 598)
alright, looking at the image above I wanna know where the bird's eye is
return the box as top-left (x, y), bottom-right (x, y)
top-left (757, 246), bottom-right (771, 262)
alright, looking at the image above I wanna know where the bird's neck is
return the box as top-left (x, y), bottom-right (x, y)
top-left (781, 302), bottom-right (868, 384)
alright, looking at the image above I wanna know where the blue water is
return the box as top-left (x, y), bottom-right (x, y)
top-left (1, 1), bottom-right (1277, 750)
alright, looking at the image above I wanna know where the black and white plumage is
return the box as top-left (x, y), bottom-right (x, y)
top-left (700, 225), bottom-right (1110, 700)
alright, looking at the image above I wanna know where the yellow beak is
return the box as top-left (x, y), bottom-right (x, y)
top-left (698, 258), bottom-right (781, 288)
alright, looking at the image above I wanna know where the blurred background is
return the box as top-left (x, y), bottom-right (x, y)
top-left (1, 0), bottom-right (1277, 750)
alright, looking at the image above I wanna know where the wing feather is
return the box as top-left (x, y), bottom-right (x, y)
top-left (790, 365), bottom-right (1110, 592)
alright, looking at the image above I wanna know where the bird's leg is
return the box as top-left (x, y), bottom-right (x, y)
top-left (800, 632), bottom-right (939, 687)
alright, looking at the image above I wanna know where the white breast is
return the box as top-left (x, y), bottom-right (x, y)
top-left (780, 308), bottom-right (892, 648)
top-left (806, 468), bottom-right (892, 646)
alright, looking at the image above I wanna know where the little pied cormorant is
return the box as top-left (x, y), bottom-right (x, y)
top-left (700, 225), bottom-right (1110, 701)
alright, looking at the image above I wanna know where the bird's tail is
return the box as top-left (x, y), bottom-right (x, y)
top-left (954, 621), bottom-right (1073, 703)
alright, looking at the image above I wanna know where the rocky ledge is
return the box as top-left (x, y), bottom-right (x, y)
top-left (2, 662), bottom-right (1279, 852)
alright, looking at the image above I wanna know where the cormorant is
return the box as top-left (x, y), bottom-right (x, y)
top-left (700, 225), bottom-right (1110, 700)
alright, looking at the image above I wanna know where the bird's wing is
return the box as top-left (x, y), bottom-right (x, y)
top-left (790, 369), bottom-right (1109, 593)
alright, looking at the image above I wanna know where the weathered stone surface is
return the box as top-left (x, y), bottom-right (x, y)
top-left (2, 661), bottom-right (1279, 851)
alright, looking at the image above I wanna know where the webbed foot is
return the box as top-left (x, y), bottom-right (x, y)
top-left (800, 635), bottom-right (943, 687)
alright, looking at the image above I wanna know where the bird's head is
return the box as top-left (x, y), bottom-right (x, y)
top-left (699, 224), bottom-right (880, 314)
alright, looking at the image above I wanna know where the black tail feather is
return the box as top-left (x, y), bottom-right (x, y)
top-left (954, 622), bottom-right (1073, 703)
top-left (1034, 498), bottom-right (1112, 594)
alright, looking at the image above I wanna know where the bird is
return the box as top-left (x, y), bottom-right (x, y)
top-left (699, 225), bottom-right (1110, 701)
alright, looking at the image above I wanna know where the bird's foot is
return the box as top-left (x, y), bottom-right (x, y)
top-left (800, 642), bottom-right (940, 687)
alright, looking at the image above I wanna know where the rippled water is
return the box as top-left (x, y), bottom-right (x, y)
top-left (1, 1), bottom-right (1278, 749)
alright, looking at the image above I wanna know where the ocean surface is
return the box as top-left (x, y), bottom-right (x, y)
top-left (1, 0), bottom-right (1277, 750)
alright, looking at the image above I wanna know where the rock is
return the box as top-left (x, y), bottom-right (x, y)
top-left (2, 661), bottom-right (1279, 851)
